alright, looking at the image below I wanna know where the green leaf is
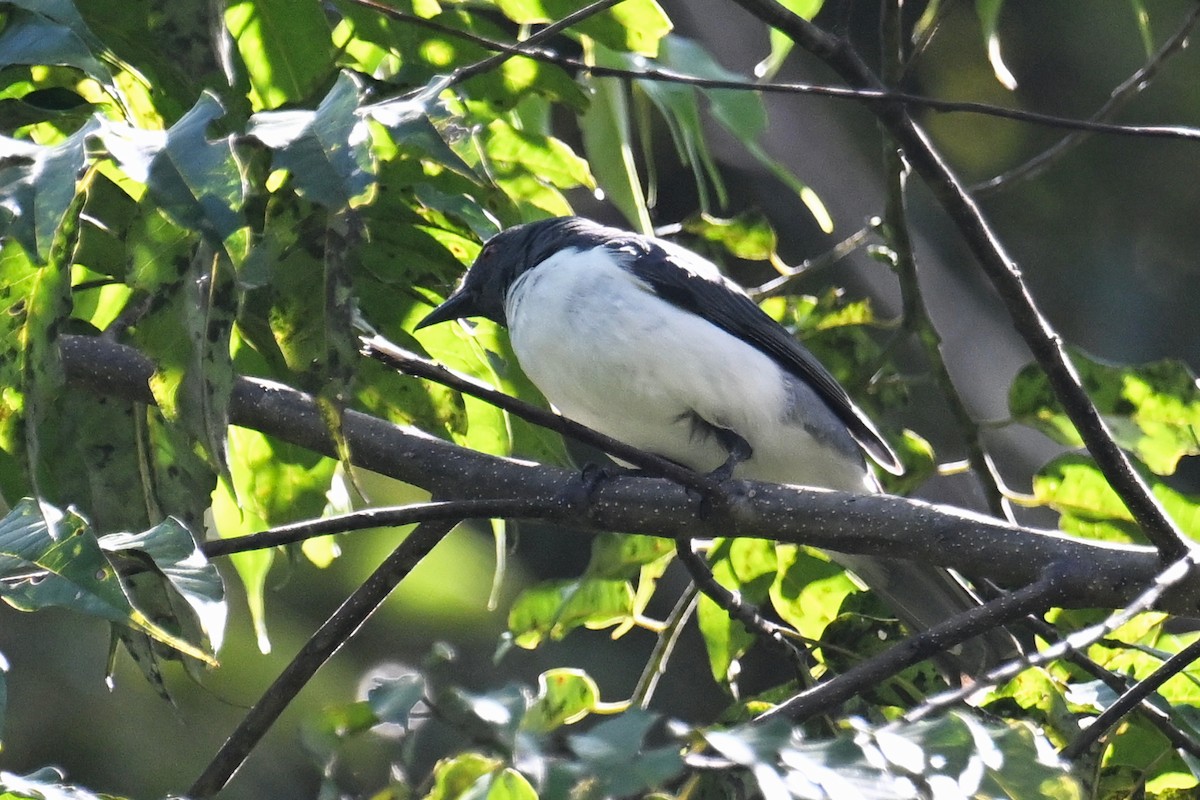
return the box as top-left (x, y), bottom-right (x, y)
top-left (523, 668), bottom-right (604, 732)
top-left (97, 92), bottom-right (246, 249)
top-left (486, 768), bottom-right (537, 800)
top-left (682, 212), bottom-right (779, 262)
top-left (1032, 454), bottom-right (1200, 544)
top-left (696, 539), bottom-right (774, 686)
top-left (0, 119), bottom-right (95, 262)
top-left (567, 710), bottom-right (684, 796)
top-left (225, 0), bottom-right (335, 110)
top-left (0, 499), bottom-right (215, 665)
top-left (1129, 0), bottom-right (1154, 57)
top-left (578, 46), bottom-right (651, 232)
top-left (100, 517), bottom-right (227, 653)
top-left (507, 578), bottom-right (633, 648)
top-left (248, 72), bottom-right (376, 210)
top-left (585, 533), bottom-right (674, 580)
top-left (425, 753), bottom-right (503, 800)
top-left (1011, 351), bottom-right (1200, 475)
top-left (494, 0), bottom-right (672, 56)
top-left (650, 36), bottom-right (832, 232)
top-left (754, 0), bottom-right (825, 79)
top-left (0, 5), bottom-right (115, 92)
top-left (775, 712), bottom-right (1079, 798)
top-left (770, 544), bottom-right (855, 647)
top-left (975, 0), bottom-right (1017, 89)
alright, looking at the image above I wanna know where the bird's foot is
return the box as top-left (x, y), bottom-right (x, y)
top-left (697, 430), bottom-right (753, 520)
top-left (561, 462), bottom-right (643, 510)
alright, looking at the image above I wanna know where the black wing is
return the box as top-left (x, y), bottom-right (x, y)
top-left (621, 238), bottom-right (903, 475)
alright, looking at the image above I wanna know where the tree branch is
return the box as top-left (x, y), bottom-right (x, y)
top-left (757, 573), bottom-right (1061, 723)
top-left (58, 334), bottom-right (1200, 615)
top-left (1060, 635), bottom-right (1200, 761)
top-left (188, 519), bottom-right (457, 798)
top-left (725, 0), bottom-right (1194, 561)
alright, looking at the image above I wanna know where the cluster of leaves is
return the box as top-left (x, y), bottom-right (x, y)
top-left (299, 652), bottom-right (1077, 800)
top-left (1, 0), bottom-right (1200, 798)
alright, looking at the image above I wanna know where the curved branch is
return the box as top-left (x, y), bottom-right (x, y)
top-left (59, 334), bottom-right (1200, 614)
top-left (726, 0), bottom-right (1193, 561)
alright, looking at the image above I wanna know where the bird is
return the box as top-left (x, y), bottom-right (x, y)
top-left (415, 215), bottom-right (1015, 676)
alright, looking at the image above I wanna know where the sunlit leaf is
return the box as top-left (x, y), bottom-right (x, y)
top-left (507, 578), bottom-right (633, 647)
top-left (1011, 351), bottom-right (1200, 476)
top-left (975, 0), bottom-right (1017, 88)
top-left (0, 499), bottom-right (215, 664)
top-left (0, 119), bottom-right (95, 262)
top-left (579, 45), bottom-right (651, 232)
top-left (523, 668), bottom-right (611, 732)
top-left (225, 0), bottom-right (335, 110)
top-left (494, 0), bottom-right (671, 56)
top-left (97, 92), bottom-right (246, 249)
top-left (1032, 454), bottom-right (1200, 544)
top-left (248, 72), bottom-right (376, 210)
top-left (753, 0), bottom-right (824, 79)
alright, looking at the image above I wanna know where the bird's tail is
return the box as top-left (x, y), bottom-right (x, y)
top-left (831, 552), bottom-right (1022, 680)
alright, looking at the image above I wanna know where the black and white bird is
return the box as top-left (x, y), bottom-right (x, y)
top-left (417, 216), bottom-right (1013, 675)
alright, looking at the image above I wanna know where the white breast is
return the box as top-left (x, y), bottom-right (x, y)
top-left (505, 247), bottom-right (872, 492)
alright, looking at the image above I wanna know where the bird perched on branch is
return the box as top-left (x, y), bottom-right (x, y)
top-left (416, 215), bottom-right (1015, 676)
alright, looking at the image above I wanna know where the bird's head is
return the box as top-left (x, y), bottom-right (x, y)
top-left (416, 216), bottom-right (615, 330)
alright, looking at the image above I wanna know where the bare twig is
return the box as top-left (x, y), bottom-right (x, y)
top-left (727, 0), bottom-right (1194, 560)
top-left (200, 499), bottom-right (559, 558)
top-left (674, 539), bottom-right (813, 683)
top-left (1061, 636), bottom-right (1200, 760)
top-left (188, 519), bottom-right (457, 798)
top-left (974, 4), bottom-right (1200, 193)
top-left (757, 574), bottom-right (1061, 723)
top-left (349, 0), bottom-right (1200, 144)
top-left (907, 555), bottom-right (1197, 722)
top-left (1023, 615), bottom-right (1200, 761)
top-left (631, 584), bottom-right (700, 709)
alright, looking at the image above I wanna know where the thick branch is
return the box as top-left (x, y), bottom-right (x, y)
top-left (59, 334), bottom-right (1200, 614)
top-left (726, 0), bottom-right (1193, 560)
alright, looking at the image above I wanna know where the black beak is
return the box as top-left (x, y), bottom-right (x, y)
top-left (414, 287), bottom-right (478, 330)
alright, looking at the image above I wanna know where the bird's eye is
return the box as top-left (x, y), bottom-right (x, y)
top-left (479, 243), bottom-right (495, 260)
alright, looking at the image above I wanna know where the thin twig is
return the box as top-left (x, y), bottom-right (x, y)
top-left (1023, 615), bottom-right (1200, 761)
top-left (674, 538), bottom-right (813, 684)
top-left (727, 0), bottom-right (1194, 560)
top-left (757, 573), bottom-right (1060, 723)
top-left (631, 583), bottom-right (700, 709)
top-left (439, 0), bottom-right (622, 89)
top-left (188, 519), bottom-right (457, 798)
top-left (348, 0), bottom-right (1200, 144)
top-left (200, 499), bottom-right (561, 558)
top-left (973, 4), bottom-right (1200, 194)
top-left (746, 223), bottom-right (875, 299)
top-left (1061, 636), bottom-right (1200, 760)
top-left (881, 147), bottom-right (1006, 517)
top-left (908, 555), bottom-right (1197, 722)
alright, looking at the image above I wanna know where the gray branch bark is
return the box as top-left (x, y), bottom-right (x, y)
top-left (60, 334), bottom-right (1200, 615)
